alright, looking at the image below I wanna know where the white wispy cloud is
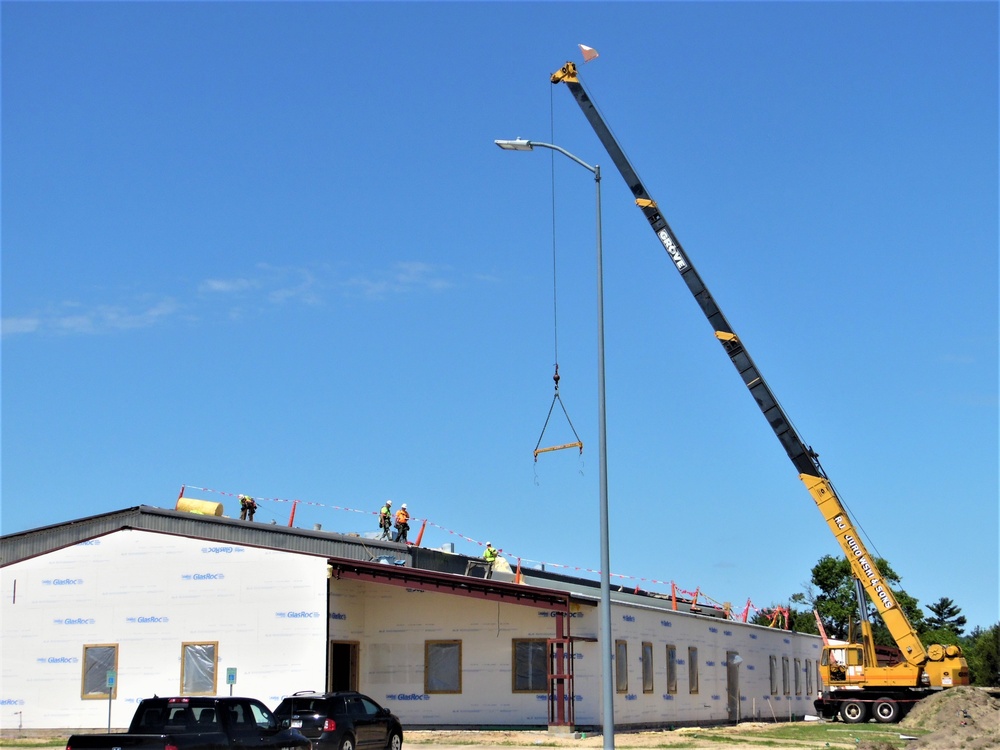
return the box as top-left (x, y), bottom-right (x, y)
top-left (1, 316), bottom-right (42, 336)
top-left (258, 264), bottom-right (322, 306)
top-left (2, 298), bottom-right (182, 337)
top-left (342, 261), bottom-right (454, 299)
top-left (3, 261), bottom-right (464, 337)
top-left (199, 278), bottom-right (258, 294)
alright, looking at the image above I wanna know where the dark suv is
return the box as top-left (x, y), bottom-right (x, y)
top-left (273, 691), bottom-right (403, 750)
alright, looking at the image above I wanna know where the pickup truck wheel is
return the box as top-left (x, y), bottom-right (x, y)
top-left (840, 699), bottom-right (868, 724)
top-left (873, 698), bottom-right (899, 723)
top-left (339, 736), bottom-right (355, 750)
top-left (387, 731), bottom-right (402, 750)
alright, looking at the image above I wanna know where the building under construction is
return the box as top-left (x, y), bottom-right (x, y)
top-left (1, 502), bottom-right (821, 731)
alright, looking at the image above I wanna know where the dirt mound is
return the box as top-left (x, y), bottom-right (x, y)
top-left (894, 687), bottom-right (1000, 750)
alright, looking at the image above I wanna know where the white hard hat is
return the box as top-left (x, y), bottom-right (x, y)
top-left (386, 500), bottom-right (392, 505)
top-left (401, 503), bottom-right (407, 509)
top-left (486, 542), bottom-right (492, 547)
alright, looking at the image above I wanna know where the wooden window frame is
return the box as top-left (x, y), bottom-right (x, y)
top-left (180, 641), bottom-right (219, 696)
top-left (425, 640), bottom-right (462, 694)
top-left (665, 644), bottom-right (678, 694)
top-left (687, 646), bottom-right (699, 695)
top-left (641, 642), bottom-right (654, 693)
top-left (82, 643), bottom-right (118, 700)
top-left (615, 640), bottom-right (628, 693)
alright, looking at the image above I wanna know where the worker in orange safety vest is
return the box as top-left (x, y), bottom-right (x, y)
top-left (394, 503), bottom-right (410, 544)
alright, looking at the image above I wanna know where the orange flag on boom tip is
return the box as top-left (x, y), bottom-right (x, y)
top-left (578, 44), bottom-right (599, 62)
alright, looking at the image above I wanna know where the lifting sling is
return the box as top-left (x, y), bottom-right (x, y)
top-left (533, 364), bottom-right (583, 461)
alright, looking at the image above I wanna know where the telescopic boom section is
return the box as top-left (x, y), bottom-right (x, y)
top-left (551, 62), bottom-right (928, 667)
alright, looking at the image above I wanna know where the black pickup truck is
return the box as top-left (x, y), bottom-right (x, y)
top-left (67, 696), bottom-right (312, 750)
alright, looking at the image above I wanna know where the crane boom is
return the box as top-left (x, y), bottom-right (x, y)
top-left (549, 62), bottom-right (930, 667)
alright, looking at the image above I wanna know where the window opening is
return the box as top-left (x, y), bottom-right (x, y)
top-left (425, 640), bottom-right (462, 694)
top-left (615, 640), bottom-right (628, 693)
top-left (641, 642), bottom-right (654, 693)
top-left (82, 644), bottom-right (118, 700)
top-left (665, 645), bottom-right (678, 694)
top-left (688, 647), bottom-right (699, 694)
top-left (513, 639), bottom-right (547, 693)
top-left (181, 642), bottom-right (218, 695)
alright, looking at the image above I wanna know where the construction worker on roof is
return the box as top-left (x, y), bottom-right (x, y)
top-left (394, 503), bottom-right (410, 544)
top-left (378, 500), bottom-right (393, 540)
top-left (238, 495), bottom-right (257, 522)
top-left (482, 542), bottom-right (499, 579)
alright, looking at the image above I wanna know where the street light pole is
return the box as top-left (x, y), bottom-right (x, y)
top-left (495, 138), bottom-right (614, 749)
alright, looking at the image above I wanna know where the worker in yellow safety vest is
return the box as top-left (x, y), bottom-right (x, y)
top-left (239, 495), bottom-right (257, 522)
top-left (378, 500), bottom-right (393, 540)
top-left (483, 542), bottom-right (499, 564)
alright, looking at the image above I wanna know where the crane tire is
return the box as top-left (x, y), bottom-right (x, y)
top-left (840, 699), bottom-right (868, 724)
top-left (873, 698), bottom-right (900, 723)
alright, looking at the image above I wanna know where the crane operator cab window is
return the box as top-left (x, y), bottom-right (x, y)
top-left (823, 646), bottom-right (864, 683)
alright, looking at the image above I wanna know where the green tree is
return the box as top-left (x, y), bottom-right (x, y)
top-left (964, 624), bottom-right (1000, 687)
top-left (920, 627), bottom-right (961, 648)
top-left (924, 597), bottom-right (967, 636)
top-left (805, 554), bottom-right (923, 646)
top-left (807, 555), bottom-right (857, 640)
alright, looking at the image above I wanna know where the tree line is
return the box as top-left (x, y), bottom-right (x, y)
top-left (751, 554), bottom-right (999, 687)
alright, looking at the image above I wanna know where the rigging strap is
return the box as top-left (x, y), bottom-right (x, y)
top-left (533, 365), bottom-right (584, 461)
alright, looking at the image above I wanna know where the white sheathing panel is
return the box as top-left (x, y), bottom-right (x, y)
top-left (327, 579), bottom-right (601, 726)
top-left (600, 603), bottom-right (822, 726)
top-left (1, 530), bottom-right (328, 729)
top-left (326, 578), bottom-right (821, 728)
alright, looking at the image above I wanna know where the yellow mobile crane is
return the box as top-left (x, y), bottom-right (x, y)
top-left (550, 62), bottom-right (969, 724)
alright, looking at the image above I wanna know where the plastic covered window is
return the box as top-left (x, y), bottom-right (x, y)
top-left (513, 640), bottom-right (547, 693)
top-left (641, 642), bottom-right (654, 693)
top-left (615, 640), bottom-right (628, 693)
top-left (665, 645), bottom-right (678, 694)
top-left (181, 642), bottom-right (218, 695)
top-left (82, 644), bottom-right (118, 700)
top-left (425, 640), bottom-right (461, 693)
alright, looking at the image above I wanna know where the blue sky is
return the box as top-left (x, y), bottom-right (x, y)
top-left (3, 2), bottom-right (997, 631)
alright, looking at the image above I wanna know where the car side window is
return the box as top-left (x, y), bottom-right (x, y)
top-left (249, 701), bottom-right (278, 729)
top-left (358, 697), bottom-right (379, 717)
top-left (331, 697), bottom-right (347, 716)
top-left (194, 707), bottom-right (219, 728)
top-left (228, 703), bottom-right (255, 730)
top-left (345, 696), bottom-right (365, 718)
top-left (165, 707), bottom-right (195, 730)
top-left (137, 707), bottom-right (164, 730)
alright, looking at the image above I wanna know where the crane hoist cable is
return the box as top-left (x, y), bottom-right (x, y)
top-left (533, 90), bottom-right (583, 463)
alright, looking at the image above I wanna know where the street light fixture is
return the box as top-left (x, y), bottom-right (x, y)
top-left (495, 137), bottom-right (614, 749)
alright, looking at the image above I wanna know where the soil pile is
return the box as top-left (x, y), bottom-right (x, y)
top-left (884, 687), bottom-right (1000, 750)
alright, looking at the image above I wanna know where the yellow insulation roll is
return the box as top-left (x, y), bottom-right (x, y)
top-left (176, 497), bottom-right (223, 516)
